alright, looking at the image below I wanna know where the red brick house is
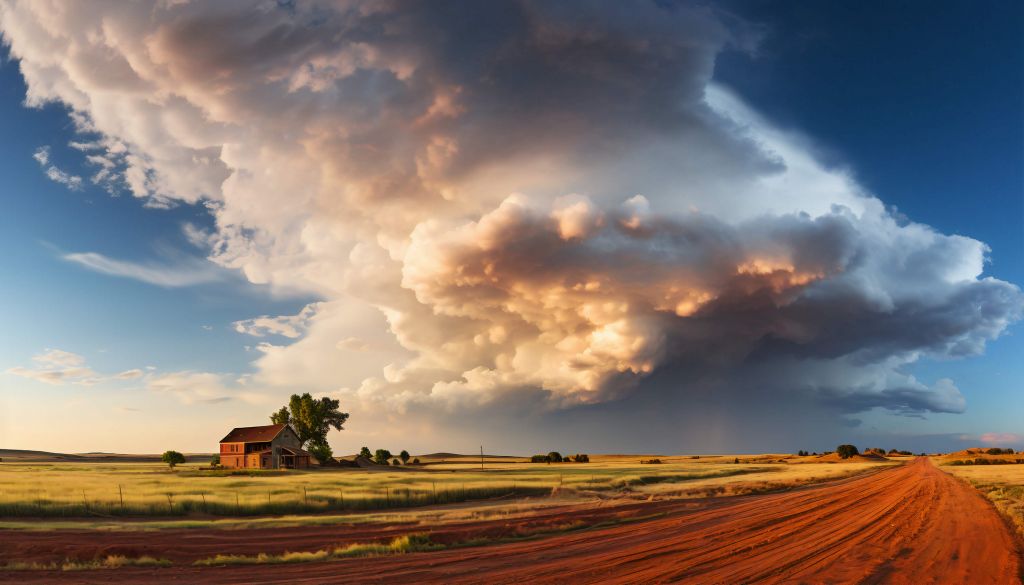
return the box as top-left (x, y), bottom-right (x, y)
top-left (219, 424), bottom-right (313, 469)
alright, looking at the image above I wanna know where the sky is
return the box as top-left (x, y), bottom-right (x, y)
top-left (0, 0), bottom-right (1021, 456)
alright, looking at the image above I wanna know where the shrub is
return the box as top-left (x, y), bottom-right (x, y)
top-left (392, 459), bottom-right (400, 466)
top-left (796, 450), bottom-right (808, 457)
top-left (547, 451), bottom-right (563, 463)
top-left (162, 451), bottom-right (186, 469)
top-left (412, 458), bottom-right (421, 465)
top-left (531, 454), bottom-right (550, 463)
top-left (836, 444), bottom-right (859, 459)
top-left (210, 454), bottom-right (220, 466)
top-left (572, 454), bottom-right (589, 463)
top-left (734, 457), bottom-right (739, 464)
top-left (987, 448), bottom-right (1005, 455)
top-left (640, 459), bottom-right (662, 464)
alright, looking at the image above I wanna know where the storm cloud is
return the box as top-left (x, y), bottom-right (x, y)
top-left (2, 0), bottom-right (1019, 446)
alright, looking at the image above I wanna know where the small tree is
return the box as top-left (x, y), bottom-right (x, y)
top-left (374, 449), bottom-right (393, 465)
top-left (547, 451), bottom-right (563, 463)
top-left (210, 454), bottom-right (220, 467)
top-left (308, 441), bottom-right (333, 465)
top-left (836, 444), bottom-right (859, 459)
top-left (162, 450), bottom-right (185, 469)
top-left (412, 458), bottom-right (421, 465)
top-left (400, 450), bottom-right (410, 465)
top-left (392, 458), bottom-right (400, 466)
top-left (359, 446), bottom-right (372, 459)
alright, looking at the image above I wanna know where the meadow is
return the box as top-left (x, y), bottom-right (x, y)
top-left (0, 454), bottom-right (896, 524)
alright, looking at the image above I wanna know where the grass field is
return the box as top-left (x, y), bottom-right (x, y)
top-left (0, 454), bottom-right (896, 522)
top-left (939, 461), bottom-right (1024, 538)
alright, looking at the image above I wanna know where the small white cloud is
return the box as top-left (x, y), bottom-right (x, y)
top-left (234, 303), bottom-right (320, 339)
top-left (6, 349), bottom-right (97, 385)
top-left (34, 146), bottom-right (83, 190)
top-left (980, 432), bottom-right (1023, 445)
top-left (114, 368), bottom-right (144, 380)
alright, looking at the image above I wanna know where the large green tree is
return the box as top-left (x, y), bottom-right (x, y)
top-left (270, 393), bottom-right (349, 448)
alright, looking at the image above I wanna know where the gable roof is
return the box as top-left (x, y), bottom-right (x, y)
top-left (219, 424), bottom-right (290, 443)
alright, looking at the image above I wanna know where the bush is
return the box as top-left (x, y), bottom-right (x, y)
top-left (210, 454), bottom-right (220, 467)
top-left (572, 454), bottom-right (589, 463)
top-left (547, 451), bottom-right (563, 463)
top-left (987, 448), bottom-right (1005, 455)
top-left (734, 457), bottom-right (739, 464)
top-left (392, 459), bottom-right (400, 466)
top-left (161, 451), bottom-right (186, 469)
top-left (836, 444), bottom-right (859, 459)
top-left (374, 449), bottom-right (392, 465)
top-left (640, 459), bottom-right (662, 464)
top-left (796, 450), bottom-right (808, 457)
top-left (530, 454), bottom-right (549, 463)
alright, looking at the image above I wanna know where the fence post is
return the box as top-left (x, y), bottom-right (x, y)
top-left (338, 489), bottom-right (344, 508)
top-left (303, 486), bottom-right (308, 506)
top-left (386, 487), bottom-right (390, 508)
top-left (432, 481), bottom-right (436, 504)
top-left (201, 492), bottom-right (207, 512)
top-left (118, 485), bottom-right (124, 510)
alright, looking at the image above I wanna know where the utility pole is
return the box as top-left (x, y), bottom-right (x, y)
top-left (480, 445), bottom-right (484, 470)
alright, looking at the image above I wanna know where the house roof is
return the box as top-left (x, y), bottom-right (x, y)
top-left (281, 446), bottom-right (312, 457)
top-left (219, 424), bottom-right (289, 443)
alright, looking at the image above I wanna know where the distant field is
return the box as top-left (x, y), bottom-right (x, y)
top-left (939, 460), bottom-right (1024, 538)
top-left (0, 453), bottom-right (896, 523)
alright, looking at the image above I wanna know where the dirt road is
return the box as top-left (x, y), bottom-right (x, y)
top-left (2, 458), bottom-right (1020, 583)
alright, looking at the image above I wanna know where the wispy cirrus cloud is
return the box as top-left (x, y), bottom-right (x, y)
top-left (62, 251), bottom-right (224, 287)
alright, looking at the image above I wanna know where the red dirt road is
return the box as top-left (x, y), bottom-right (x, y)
top-left (2, 458), bottom-right (1020, 584)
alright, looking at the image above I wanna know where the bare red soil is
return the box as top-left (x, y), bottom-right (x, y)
top-left (1, 458), bottom-right (1019, 584)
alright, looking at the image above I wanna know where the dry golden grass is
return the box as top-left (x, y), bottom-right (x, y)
top-left (938, 461), bottom-right (1024, 538)
top-left (0, 457), bottom-right (895, 527)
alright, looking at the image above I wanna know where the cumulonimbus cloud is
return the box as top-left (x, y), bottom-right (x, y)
top-left (1, 1), bottom-right (1019, 429)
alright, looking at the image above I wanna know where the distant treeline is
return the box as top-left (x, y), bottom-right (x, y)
top-left (530, 452), bottom-right (589, 463)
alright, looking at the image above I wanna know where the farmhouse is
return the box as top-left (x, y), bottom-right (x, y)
top-left (219, 424), bottom-right (312, 469)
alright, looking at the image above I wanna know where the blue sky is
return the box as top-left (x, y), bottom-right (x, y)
top-left (0, 1), bottom-right (1020, 454)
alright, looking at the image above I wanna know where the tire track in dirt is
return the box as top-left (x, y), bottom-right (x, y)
top-left (1, 458), bottom-right (1019, 584)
